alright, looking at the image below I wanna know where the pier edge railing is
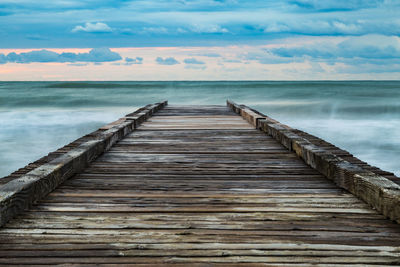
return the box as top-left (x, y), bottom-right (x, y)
top-left (227, 100), bottom-right (400, 223)
top-left (0, 101), bottom-right (168, 227)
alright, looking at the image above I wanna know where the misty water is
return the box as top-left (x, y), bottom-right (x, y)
top-left (0, 81), bottom-right (399, 178)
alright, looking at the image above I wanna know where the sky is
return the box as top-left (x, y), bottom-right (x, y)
top-left (0, 0), bottom-right (399, 80)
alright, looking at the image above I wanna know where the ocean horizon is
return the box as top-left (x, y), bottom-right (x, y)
top-left (1, 80), bottom-right (399, 178)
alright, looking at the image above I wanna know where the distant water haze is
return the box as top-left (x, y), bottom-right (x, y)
top-left (0, 81), bottom-right (399, 178)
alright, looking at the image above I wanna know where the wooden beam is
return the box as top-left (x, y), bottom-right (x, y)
top-left (227, 99), bottom-right (400, 223)
top-left (0, 101), bottom-right (168, 227)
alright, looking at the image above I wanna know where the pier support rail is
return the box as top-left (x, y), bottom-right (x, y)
top-left (0, 101), bottom-right (168, 227)
top-left (227, 100), bottom-right (400, 223)
top-left (0, 101), bottom-right (399, 265)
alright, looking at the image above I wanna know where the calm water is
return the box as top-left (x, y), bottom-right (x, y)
top-left (0, 81), bottom-right (399, 177)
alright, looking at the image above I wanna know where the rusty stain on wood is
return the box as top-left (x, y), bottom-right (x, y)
top-left (0, 101), bottom-right (399, 265)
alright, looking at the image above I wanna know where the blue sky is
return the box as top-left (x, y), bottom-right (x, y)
top-left (0, 0), bottom-right (399, 80)
top-left (1, 0), bottom-right (399, 48)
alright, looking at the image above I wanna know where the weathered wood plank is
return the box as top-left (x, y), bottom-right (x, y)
top-left (0, 102), bottom-right (399, 265)
top-left (227, 100), bottom-right (400, 223)
top-left (0, 101), bottom-right (168, 227)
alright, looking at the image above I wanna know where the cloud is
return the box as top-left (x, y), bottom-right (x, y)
top-left (308, 61), bottom-right (325, 73)
top-left (190, 24), bottom-right (229, 33)
top-left (0, 48), bottom-right (122, 64)
top-left (223, 58), bottom-right (242, 63)
top-left (0, 0), bottom-right (129, 12)
top-left (5, 50), bottom-right (63, 63)
top-left (254, 34), bottom-right (400, 73)
top-left (125, 57), bottom-right (143, 64)
top-left (142, 27), bottom-right (168, 34)
top-left (183, 58), bottom-right (205, 64)
top-left (185, 65), bottom-right (207, 70)
top-left (264, 20), bottom-right (365, 35)
top-left (269, 35), bottom-right (400, 61)
top-left (199, 53), bottom-right (222, 57)
top-left (156, 57), bottom-right (180, 65)
top-left (264, 23), bottom-right (291, 33)
top-left (72, 22), bottom-right (113, 33)
top-left (335, 63), bottom-right (400, 74)
top-left (244, 51), bottom-right (298, 64)
top-left (289, 0), bottom-right (384, 11)
top-left (336, 35), bottom-right (400, 59)
top-left (0, 54), bottom-right (7, 64)
top-left (68, 63), bottom-right (88, 66)
top-left (2, 0), bottom-right (400, 48)
top-left (112, 57), bottom-right (143, 66)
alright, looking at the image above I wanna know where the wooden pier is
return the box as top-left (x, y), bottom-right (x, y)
top-left (0, 101), bottom-right (400, 265)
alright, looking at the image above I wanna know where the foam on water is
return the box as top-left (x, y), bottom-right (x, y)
top-left (0, 81), bottom-right (399, 177)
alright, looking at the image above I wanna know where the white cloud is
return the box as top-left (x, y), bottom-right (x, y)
top-left (72, 22), bottom-right (113, 33)
top-left (264, 20), bottom-right (365, 35)
top-left (190, 24), bottom-right (229, 33)
top-left (142, 27), bottom-right (168, 34)
top-left (264, 23), bottom-right (290, 33)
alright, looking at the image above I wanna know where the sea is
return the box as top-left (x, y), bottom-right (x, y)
top-left (0, 81), bottom-right (399, 178)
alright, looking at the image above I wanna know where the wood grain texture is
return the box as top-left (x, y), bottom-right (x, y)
top-left (0, 102), bottom-right (399, 265)
top-left (227, 100), bottom-right (400, 223)
top-left (0, 101), bottom-right (167, 227)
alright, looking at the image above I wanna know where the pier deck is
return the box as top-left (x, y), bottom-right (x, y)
top-left (0, 103), bottom-right (400, 265)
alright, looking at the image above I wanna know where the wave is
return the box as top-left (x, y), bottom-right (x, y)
top-left (0, 81), bottom-right (399, 177)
